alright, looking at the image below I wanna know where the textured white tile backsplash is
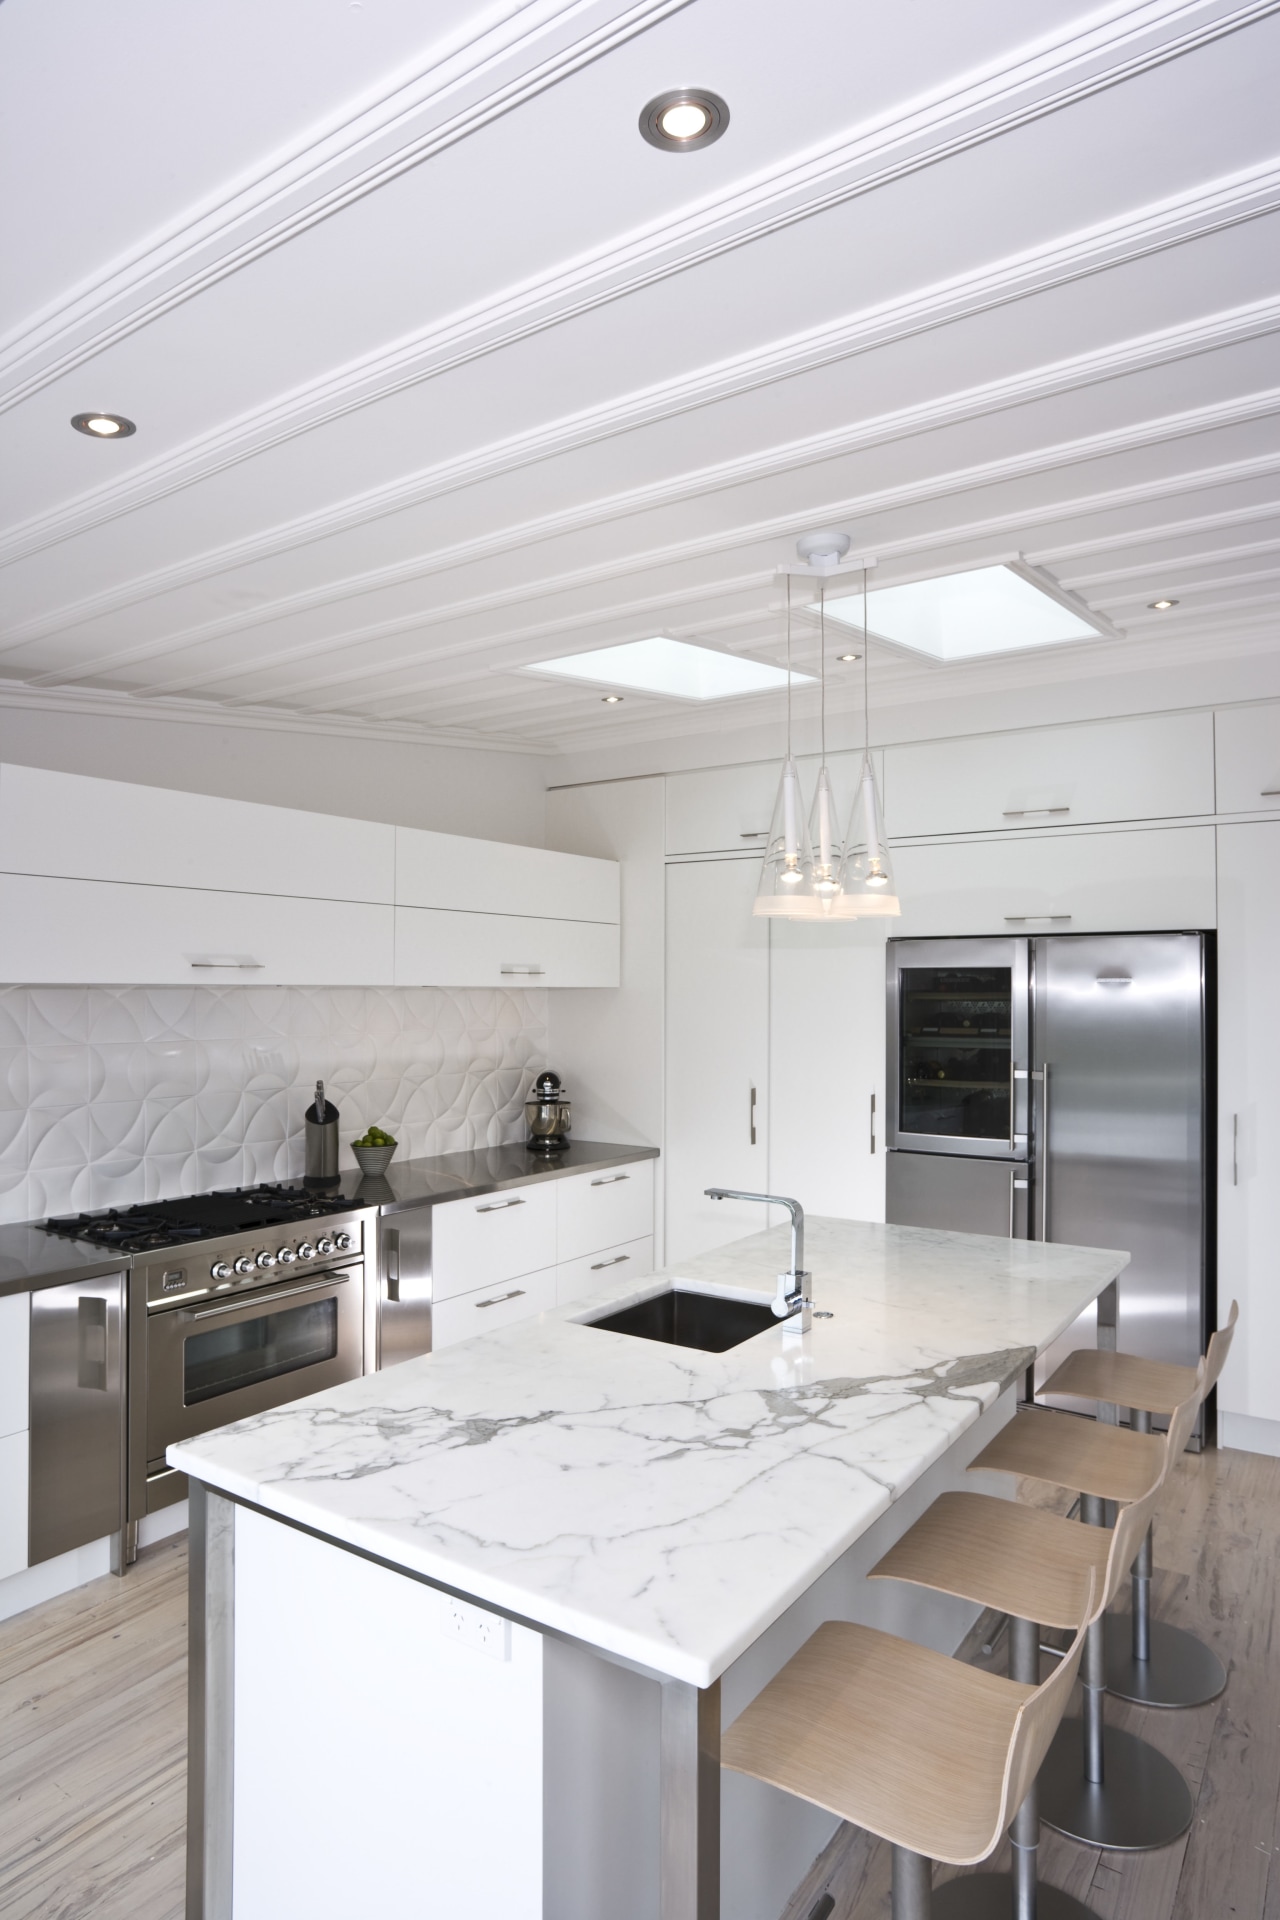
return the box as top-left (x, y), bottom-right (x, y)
top-left (0, 984), bottom-right (547, 1224)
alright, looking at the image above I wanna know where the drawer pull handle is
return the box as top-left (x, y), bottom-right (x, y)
top-left (590, 1255), bottom-right (630, 1272)
top-left (475, 1196), bottom-right (526, 1213)
top-left (740, 831), bottom-right (769, 840)
top-left (475, 1289), bottom-right (526, 1309)
top-left (590, 1173), bottom-right (630, 1186)
top-left (1002, 806), bottom-right (1070, 818)
top-left (500, 965), bottom-right (545, 975)
top-left (189, 958), bottom-right (265, 969)
top-left (1262, 789), bottom-right (1280, 797)
top-left (1004, 914), bottom-right (1072, 924)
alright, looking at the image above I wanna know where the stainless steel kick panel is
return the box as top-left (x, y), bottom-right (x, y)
top-left (29, 1271), bottom-right (127, 1565)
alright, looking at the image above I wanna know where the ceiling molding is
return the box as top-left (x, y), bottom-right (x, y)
top-left (0, 679), bottom-right (557, 754)
top-left (0, 0), bottom-right (696, 408)
top-left (4, 2), bottom-right (1277, 579)
top-left (11, 261), bottom-right (1280, 664)
top-left (76, 382), bottom-right (1280, 704)
top-left (1058, 531), bottom-right (1280, 585)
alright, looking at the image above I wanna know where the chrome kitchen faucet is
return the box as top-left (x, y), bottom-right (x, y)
top-left (704, 1189), bottom-right (820, 1334)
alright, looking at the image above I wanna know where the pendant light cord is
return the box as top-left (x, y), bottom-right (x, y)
top-left (862, 565), bottom-right (870, 758)
top-left (785, 574), bottom-right (793, 760)
top-left (819, 584), bottom-right (827, 765)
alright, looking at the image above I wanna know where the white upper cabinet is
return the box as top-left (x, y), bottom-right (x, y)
top-left (1214, 703), bottom-right (1280, 814)
top-left (394, 906), bottom-right (618, 988)
top-left (395, 828), bottom-right (617, 923)
top-left (891, 825), bottom-right (1217, 937)
top-left (665, 753), bottom-right (882, 857)
top-left (0, 763), bottom-right (394, 904)
top-left (884, 712), bottom-right (1215, 840)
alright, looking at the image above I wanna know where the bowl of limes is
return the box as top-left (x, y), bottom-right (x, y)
top-left (351, 1126), bottom-right (398, 1176)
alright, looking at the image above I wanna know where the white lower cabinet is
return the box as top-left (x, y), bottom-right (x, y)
top-left (1216, 821), bottom-right (1280, 1440)
top-left (556, 1236), bottom-right (653, 1306)
top-left (0, 873), bottom-right (394, 986)
top-left (432, 1266), bottom-right (558, 1350)
top-left (0, 1431), bottom-right (28, 1580)
top-left (394, 905), bottom-right (618, 988)
top-left (555, 1161), bottom-right (654, 1261)
top-left (432, 1184), bottom-right (558, 1300)
top-left (890, 825), bottom-right (1216, 937)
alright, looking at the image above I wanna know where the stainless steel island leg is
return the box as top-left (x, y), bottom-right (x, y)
top-left (186, 1480), bottom-right (235, 1920)
top-left (661, 1678), bottom-right (721, 1920)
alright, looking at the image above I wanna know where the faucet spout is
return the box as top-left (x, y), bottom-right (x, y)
top-left (703, 1188), bottom-right (812, 1330)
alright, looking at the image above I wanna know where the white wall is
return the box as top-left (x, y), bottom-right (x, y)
top-left (0, 695), bottom-right (550, 845)
top-left (546, 779), bottom-right (665, 1255)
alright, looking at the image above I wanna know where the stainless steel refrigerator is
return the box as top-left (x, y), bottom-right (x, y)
top-left (884, 933), bottom-right (1209, 1430)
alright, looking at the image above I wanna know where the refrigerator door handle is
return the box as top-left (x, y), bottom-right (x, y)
top-left (1039, 1064), bottom-right (1051, 1242)
top-left (384, 1227), bottom-right (400, 1304)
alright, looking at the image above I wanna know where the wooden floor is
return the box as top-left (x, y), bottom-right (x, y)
top-left (0, 1442), bottom-right (1276, 1918)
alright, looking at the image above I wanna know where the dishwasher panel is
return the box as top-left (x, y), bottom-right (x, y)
top-left (29, 1271), bottom-right (126, 1565)
top-left (376, 1218), bottom-right (433, 1369)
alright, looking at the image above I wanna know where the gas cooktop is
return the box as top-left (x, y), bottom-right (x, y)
top-left (44, 1182), bottom-right (356, 1254)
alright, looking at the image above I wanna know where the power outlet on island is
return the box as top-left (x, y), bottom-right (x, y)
top-left (445, 1595), bottom-right (511, 1661)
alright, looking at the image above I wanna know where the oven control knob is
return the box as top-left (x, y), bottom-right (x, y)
top-left (277, 1246), bottom-right (297, 1264)
top-left (333, 1231), bottom-right (353, 1252)
top-left (297, 1242), bottom-right (316, 1261)
top-left (256, 1250), bottom-right (278, 1270)
top-left (210, 1261), bottom-right (233, 1281)
top-left (234, 1256), bottom-right (254, 1276)
top-left (316, 1237), bottom-right (334, 1256)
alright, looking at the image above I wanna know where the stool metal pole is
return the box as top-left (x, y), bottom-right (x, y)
top-left (892, 1846), bottom-right (931, 1920)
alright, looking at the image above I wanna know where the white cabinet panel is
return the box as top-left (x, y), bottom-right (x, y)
top-left (665, 860), bottom-right (771, 1263)
top-left (432, 1185), bottom-right (558, 1301)
top-left (0, 763), bottom-right (394, 904)
top-left (394, 906), bottom-right (618, 987)
top-left (0, 1294), bottom-right (29, 1441)
top-left (1216, 822), bottom-right (1280, 1428)
top-left (556, 1161), bottom-right (654, 1262)
top-left (432, 1265), bottom-right (557, 1350)
top-left (769, 921), bottom-right (888, 1223)
top-left (1214, 703), bottom-right (1280, 814)
top-left (666, 762), bottom-right (782, 857)
top-left (556, 1237), bottom-right (653, 1306)
top-left (395, 827), bottom-right (617, 923)
top-left (0, 874), bottom-right (394, 985)
top-left (884, 712), bottom-right (1214, 840)
top-left (0, 1430), bottom-right (27, 1579)
top-left (890, 826), bottom-right (1216, 937)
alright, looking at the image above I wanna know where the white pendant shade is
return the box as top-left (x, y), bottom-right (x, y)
top-left (807, 763), bottom-right (844, 901)
top-left (835, 755), bottom-right (901, 917)
top-left (753, 758), bottom-right (817, 916)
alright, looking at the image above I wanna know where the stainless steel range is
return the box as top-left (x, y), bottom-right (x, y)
top-left (44, 1184), bottom-right (373, 1539)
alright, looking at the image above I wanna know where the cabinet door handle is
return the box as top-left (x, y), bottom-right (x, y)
top-left (740, 831), bottom-right (769, 840)
top-left (189, 958), bottom-right (265, 969)
top-left (475, 1196), bottom-right (525, 1213)
top-left (590, 1255), bottom-right (630, 1271)
top-left (1261, 790), bottom-right (1280, 797)
top-left (1233, 1113), bottom-right (1239, 1186)
top-left (1004, 914), bottom-right (1072, 924)
top-left (1002, 807), bottom-right (1070, 818)
top-left (590, 1173), bottom-right (630, 1187)
top-left (500, 965), bottom-right (544, 976)
top-left (749, 1085), bottom-right (757, 1146)
top-left (869, 1092), bottom-right (876, 1155)
top-left (475, 1289), bottom-right (526, 1309)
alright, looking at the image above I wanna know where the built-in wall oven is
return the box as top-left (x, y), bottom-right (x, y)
top-left (128, 1204), bottom-right (372, 1523)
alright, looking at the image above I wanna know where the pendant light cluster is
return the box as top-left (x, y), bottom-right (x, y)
top-left (753, 563), bottom-right (900, 921)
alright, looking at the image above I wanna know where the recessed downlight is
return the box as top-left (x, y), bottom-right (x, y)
top-left (602, 694), bottom-right (624, 704)
top-left (837, 652), bottom-right (860, 663)
top-left (71, 412), bottom-right (135, 438)
top-left (1148, 598), bottom-right (1178, 611)
top-left (639, 89), bottom-right (728, 151)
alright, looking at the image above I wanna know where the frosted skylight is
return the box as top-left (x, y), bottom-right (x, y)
top-left (824, 564), bottom-right (1105, 662)
top-left (524, 637), bottom-right (815, 701)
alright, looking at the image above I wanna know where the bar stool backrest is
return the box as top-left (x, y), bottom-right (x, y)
top-left (1100, 1360), bottom-right (1202, 1611)
top-left (994, 1567), bottom-right (1098, 1847)
top-left (1203, 1301), bottom-right (1239, 1397)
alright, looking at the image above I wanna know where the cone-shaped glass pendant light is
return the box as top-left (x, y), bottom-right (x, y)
top-left (754, 578), bottom-right (817, 916)
top-left (835, 566), bottom-right (901, 918)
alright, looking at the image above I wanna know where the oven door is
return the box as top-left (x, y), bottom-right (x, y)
top-left (145, 1263), bottom-right (363, 1477)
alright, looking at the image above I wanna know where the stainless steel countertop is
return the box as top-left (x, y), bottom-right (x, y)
top-left (0, 1225), bottom-right (129, 1299)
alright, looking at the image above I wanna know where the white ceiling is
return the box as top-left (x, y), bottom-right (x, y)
top-left (2, 0), bottom-right (1279, 758)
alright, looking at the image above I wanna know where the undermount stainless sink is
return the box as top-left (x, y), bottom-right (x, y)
top-left (582, 1288), bottom-right (777, 1353)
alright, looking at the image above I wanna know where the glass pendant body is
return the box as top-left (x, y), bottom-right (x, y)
top-left (835, 755), bottom-right (901, 917)
top-left (807, 764), bottom-right (845, 911)
top-left (753, 758), bottom-right (817, 916)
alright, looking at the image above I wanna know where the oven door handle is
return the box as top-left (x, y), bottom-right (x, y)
top-left (178, 1274), bottom-right (349, 1321)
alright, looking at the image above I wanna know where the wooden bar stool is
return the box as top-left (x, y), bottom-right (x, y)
top-left (1039, 1301), bottom-right (1237, 1708)
top-left (867, 1376), bottom-right (1200, 1917)
top-left (964, 1364), bottom-right (1207, 1853)
top-left (722, 1571), bottom-right (1099, 1920)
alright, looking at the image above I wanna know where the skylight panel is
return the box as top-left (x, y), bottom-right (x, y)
top-left (523, 637), bottom-right (815, 701)
top-left (824, 564), bottom-right (1108, 663)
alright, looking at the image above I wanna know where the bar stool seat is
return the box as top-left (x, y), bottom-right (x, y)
top-left (1039, 1301), bottom-right (1238, 1710)
top-left (722, 1577), bottom-right (1096, 1920)
top-left (970, 1409), bottom-right (1163, 1503)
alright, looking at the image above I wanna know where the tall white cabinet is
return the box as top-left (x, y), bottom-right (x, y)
top-left (1216, 820), bottom-right (1280, 1451)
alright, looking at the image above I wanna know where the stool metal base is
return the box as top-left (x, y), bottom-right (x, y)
top-left (933, 1870), bottom-right (1099, 1917)
top-left (1038, 1722), bottom-right (1193, 1852)
top-left (1103, 1613), bottom-right (1228, 1709)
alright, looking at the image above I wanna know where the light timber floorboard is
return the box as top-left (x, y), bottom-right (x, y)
top-left (778, 1443), bottom-right (1280, 1920)
top-left (0, 1447), bottom-right (1275, 1919)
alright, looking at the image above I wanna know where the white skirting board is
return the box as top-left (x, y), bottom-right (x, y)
top-left (0, 1498), bottom-right (189, 1625)
top-left (1219, 1411), bottom-right (1280, 1458)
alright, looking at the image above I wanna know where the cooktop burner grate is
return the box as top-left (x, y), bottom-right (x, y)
top-left (44, 1181), bottom-right (356, 1251)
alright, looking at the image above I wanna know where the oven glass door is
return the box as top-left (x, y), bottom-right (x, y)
top-left (146, 1264), bottom-right (363, 1469)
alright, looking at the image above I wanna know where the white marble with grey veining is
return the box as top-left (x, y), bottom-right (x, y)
top-left (169, 1218), bottom-right (1126, 1685)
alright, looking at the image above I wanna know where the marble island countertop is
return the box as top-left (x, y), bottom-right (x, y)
top-left (169, 1218), bottom-right (1126, 1686)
